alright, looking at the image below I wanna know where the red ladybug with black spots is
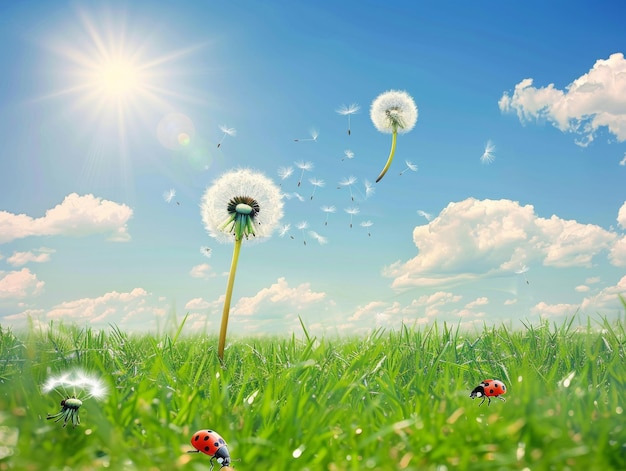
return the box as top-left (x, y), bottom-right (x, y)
top-left (470, 379), bottom-right (507, 406)
top-left (188, 429), bottom-right (231, 469)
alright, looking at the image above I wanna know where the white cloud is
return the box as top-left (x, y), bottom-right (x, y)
top-left (184, 297), bottom-right (212, 310)
top-left (580, 275), bottom-right (626, 314)
top-left (384, 198), bottom-right (618, 289)
top-left (3, 287), bottom-right (168, 329)
top-left (6, 248), bottom-right (55, 266)
top-left (233, 277), bottom-right (326, 316)
top-left (618, 201), bottom-right (626, 229)
top-left (189, 263), bottom-right (214, 279)
top-left (464, 297), bottom-right (489, 309)
top-left (0, 268), bottom-right (45, 299)
top-left (575, 285), bottom-right (590, 293)
top-left (0, 193), bottom-right (132, 244)
top-left (609, 235), bottom-right (626, 267)
top-left (531, 301), bottom-right (579, 319)
top-left (499, 53), bottom-right (626, 146)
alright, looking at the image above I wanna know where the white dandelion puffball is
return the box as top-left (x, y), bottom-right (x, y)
top-left (201, 168), bottom-right (284, 244)
top-left (370, 90), bottom-right (418, 134)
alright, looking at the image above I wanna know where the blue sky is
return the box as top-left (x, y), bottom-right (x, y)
top-left (1, 0), bottom-right (625, 336)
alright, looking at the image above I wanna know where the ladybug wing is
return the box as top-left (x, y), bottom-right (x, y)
top-left (191, 430), bottom-right (222, 457)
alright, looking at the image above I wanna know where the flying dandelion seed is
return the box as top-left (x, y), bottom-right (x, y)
top-left (277, 166), bottom-right (294, 185)
top-left (338, 176), bottom-right (358, 201)
top-left (620, 153), bottom-right (626, 166)
top-left (342, 150), bottom-right (355, 162)
top-left (336, 103), bottom-right (360, 135)
top-left (515, 264), bottom-right (530, 284)
top-left (309, 231), bottom-right (328, 245)
top-left (309, 178), bottom-right (325, 200)
top-left (200, 246), bottom-right (212, 258)
top-left (294, 129), bottom-right (319, 142)
top-left (344, 207), bottom-right (360, 228)
top-left (364, 180), bottom-right (375, 199)
top-left (360, 220), bottom-right (373, 236)
top-left (370, 90), bottom-right (418, 182)
top-left (296, 221), bottom-right (308, 245)
top-left (417, 210), bottom-right (433, 221)
top-left (201, 168), bottom-right (284, 360)
top-left (290, 192), bottom-right (305, 202)
top-left (43, 369), bottom-right (108, 428)
top-left (217, 125), bottom-right (236, 148)
top-left (399, 160), bottom-right (418, 176)
top-left (279, 223), bottom-right (294, 239)
top-left (294, 161), bottom-right (314, 187)
top-left (163, 188), bottom-right (176, 203)
top-left (481, 140), bottom-right (496, 164)
top-left (321, 205), bottom-right (336, 226)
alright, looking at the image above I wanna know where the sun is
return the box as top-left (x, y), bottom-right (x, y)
top-left (94, 58), bottom-right (141, 98)
top-left (41, 7), bottom-right (202, 128)
top-left (36, 7), bottom-right (205, 188)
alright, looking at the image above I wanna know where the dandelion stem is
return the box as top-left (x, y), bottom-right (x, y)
top-left (376, 130), bottom-right (397, 183)
top-left (218, 237), bottom-right (243, 361)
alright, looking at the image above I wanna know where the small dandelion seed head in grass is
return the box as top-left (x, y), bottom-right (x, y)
top-left (370, 90), bottom-right (418, 134)
top-left (481, 140), bottom-right (496, 164)
top-left (42, 369), bottom-right (108, 400)
top-left (201, 168), bottom-right (284, 244)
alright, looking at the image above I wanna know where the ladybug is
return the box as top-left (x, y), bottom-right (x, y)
top-left (469, 379), bottom-right (507, 406)
top-left (188, 429), bottom-right (231, 469)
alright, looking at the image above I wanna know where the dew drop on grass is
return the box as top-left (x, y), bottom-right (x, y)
top-left (616, 406), bottom-right (623, 414)
top-left (292, 445), bottom-right (305, 458)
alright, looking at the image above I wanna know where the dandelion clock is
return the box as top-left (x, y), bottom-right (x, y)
top-left (370, 90), bottom-right (418, 182)
top-left (201, 168), bottom-right (284, 360)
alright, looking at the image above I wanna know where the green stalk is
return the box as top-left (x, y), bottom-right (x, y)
top-left (218, 236), bottom-right (243, 361)
top-left (375, 130), bottom-right (397, 183)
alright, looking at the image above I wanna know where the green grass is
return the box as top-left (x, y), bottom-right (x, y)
top-left (0, 316), bottom-right (625, 470)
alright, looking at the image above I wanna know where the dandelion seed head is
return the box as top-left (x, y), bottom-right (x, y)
top-left (309, 178), bottom-right (325, 188)
top-left (42, 369), bottom-right (108, 401)
top-left (336, 103), bottom-right (360, 115)
top-left (370, 90), bottom-right (418, 134)
top-left (201, 168), bottom-right (284, 244)
top-left (296, 221), bottom-right (308, 230)
top-left (345, 207), bottom-right (360, 216)
top-left (321, 205), bottom-right (336, 214)
top-left (360, 220), bottom-right (373, 228)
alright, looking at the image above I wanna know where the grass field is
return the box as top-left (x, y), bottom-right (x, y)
top-left (0, 314), bottom-right (625, 470)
